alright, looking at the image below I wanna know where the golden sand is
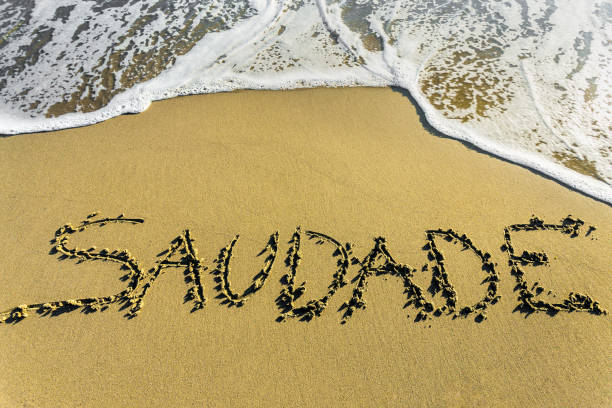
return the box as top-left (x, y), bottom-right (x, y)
top-left (0, 87), bottom-right (610, 407)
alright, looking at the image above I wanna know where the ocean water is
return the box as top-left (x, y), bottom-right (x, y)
top-left (0, 0), bottom-right (610, 202)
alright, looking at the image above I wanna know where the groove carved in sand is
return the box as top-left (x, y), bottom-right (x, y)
top-left (503, 216), bottom-right (607, 316)
top-left (212, 232), bottom-right (279, 307)
top-left (276, 228), bottom-right (352, 322)
top-left (0, 213), bottom-right (607, 325)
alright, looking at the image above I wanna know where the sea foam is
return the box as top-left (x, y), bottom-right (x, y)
top-left (0, 0), bottom-right (610, 202)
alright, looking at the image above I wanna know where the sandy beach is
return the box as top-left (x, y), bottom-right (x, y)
top-left (0, 87), bottom-right (610, 407)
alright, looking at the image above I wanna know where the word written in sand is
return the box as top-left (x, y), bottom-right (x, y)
top-left (0, 213), bottom-right (607, 325)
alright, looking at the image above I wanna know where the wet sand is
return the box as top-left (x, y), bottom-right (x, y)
top-left (0, 87), bottom-right (610, 407)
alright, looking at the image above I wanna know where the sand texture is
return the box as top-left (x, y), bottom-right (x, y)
top-left (1, 87), bottom-right (611, 407)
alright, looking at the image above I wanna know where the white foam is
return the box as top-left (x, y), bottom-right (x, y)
top-left (0, 0), bottom-right (610, 203)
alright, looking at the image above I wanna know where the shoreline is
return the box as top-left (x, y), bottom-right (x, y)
top-left (389, 86), bottom-right (612, 207)
top-left (4, 85), bottom-right (610, 206)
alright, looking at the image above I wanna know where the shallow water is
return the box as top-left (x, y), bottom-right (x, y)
top-left (0, 0), bottom-right (610, 202)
